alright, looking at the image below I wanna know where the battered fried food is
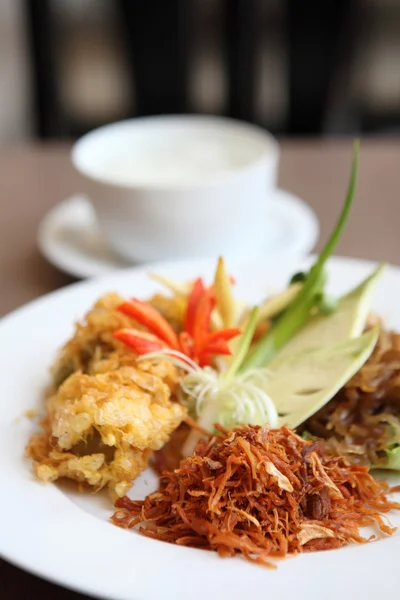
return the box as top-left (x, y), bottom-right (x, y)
top-left (28, 293), bottom-right (186, 498)
top-left (51, 293), bottom-right (139, 386)
top-left (28, 363), bottom-right (186, 498)
top-left (52, 292), bottom-right (183, 386)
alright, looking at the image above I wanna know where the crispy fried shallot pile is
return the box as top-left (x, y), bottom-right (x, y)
top-left (304, 328), bottom-right (400, 465)
top-left (111, 424), bottom-right (400, 567)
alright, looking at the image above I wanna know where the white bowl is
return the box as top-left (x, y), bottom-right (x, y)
top-left (71, 115), bottom-right (280, 263)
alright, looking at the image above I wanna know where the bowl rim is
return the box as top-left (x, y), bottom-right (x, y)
top-left (71, 114), bottom-right (280, 192)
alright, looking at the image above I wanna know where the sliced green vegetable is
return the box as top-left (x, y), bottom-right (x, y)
top-left (262, 326), bottom-right (379, 429)
top-left (314, 292), bottom-right (338, 316)
top-left (378, 446), bottom-right (400, 471)
top-left (241, 139), bottom-right (360, 370)
top-left (301, 431), bottom-right (318, 441)
top-left (256, 282), bottom-right (302, 323)
top-left (179, 327), bottom-right (377, 453)
top-left (225, 307), bottom-right (259, 379)
top-left (276, 263), bottom-right (385, 360)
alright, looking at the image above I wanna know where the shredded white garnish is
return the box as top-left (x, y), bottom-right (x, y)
top-left (138, 349), bottom-right (278, 452)
top-left (137, 349), bottom-right (201, 373)
top-left (180, 367), bottom-right (278, 429)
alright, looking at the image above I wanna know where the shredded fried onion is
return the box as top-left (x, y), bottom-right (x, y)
top-left (304, 328), bottom-right (400, 465)
top-left (111, 424), bottom-right (400, 567)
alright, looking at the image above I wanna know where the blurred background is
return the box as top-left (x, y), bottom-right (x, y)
top-left (2, 0), bottom-right (400, 143)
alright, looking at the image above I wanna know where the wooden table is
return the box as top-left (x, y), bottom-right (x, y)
top-left (1, 139), bottom-right (399, 598)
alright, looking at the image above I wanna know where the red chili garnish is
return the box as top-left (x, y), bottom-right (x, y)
top-left (192, 289), bottom-right (216, 352)
top-left (200, 339), bottom-right (231, 357)
top-left (205, 328), bottom-right (242, 345)
top-left (184, 278), bottom-right (205, 336)
top-left (113, 279), bottom-right (241, 365)
top-left (113, 329), bottom-right (169, 354)
top-left (178, 331), bottom-right (193, 358)
top-left (118, 299), bottom-right (179, 349)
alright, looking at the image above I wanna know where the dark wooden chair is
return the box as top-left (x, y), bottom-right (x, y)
top-left (24, 0), bottom-right (352, 139)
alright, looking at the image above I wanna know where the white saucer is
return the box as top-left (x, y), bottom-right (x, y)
top-left (37, 190), bottom-right (319, 279)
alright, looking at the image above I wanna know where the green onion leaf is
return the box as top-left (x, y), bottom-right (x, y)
top-left (241, 139), bottom-right (360, 370)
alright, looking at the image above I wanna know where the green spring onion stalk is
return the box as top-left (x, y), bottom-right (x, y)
top-left (225, 307), bottom-right (259, 379)
top-left (241, 139), bottom-right (360, 370)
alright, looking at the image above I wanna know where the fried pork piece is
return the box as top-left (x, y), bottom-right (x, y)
top-left (29, 292), bottom-right (186, 497)
top-left (52, 293), bottom-right (137, 387)
top-left (52, 292), bottom-right (183, 388)
top-left (28, 364), bottom-right (186, 497)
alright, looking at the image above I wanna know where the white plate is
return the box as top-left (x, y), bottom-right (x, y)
top-left (1, 255), bottom-right (399, 600)
top-left (37, 189), bottom-right (319, 279)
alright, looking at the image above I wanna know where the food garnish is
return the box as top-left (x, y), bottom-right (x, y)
top-left (275, 263), bottom-right (385, 359)
top-left (269, 328), bottom-right (378, 428)
top-left (214, 256), bottom-right (236, 328)
top-left (114, 142), bottom-right (381, 445)
top-left (112, 424), bottom-right (400, 567)
top-left (113, 282), bottom-right (241, 367)
top-left (242, 140), bottom-right (359, 370)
